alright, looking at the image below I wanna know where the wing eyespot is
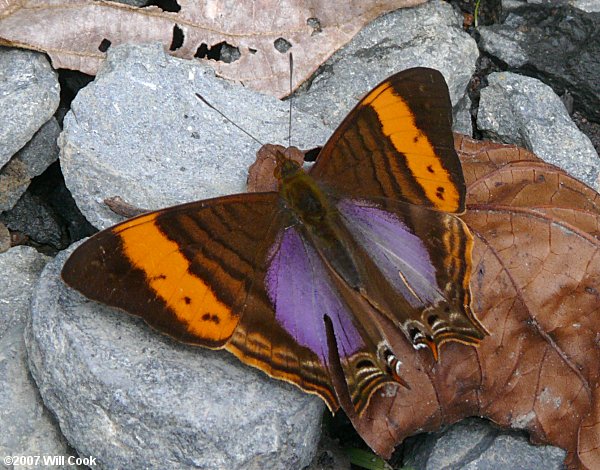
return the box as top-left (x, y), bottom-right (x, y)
top-left (408, 326), bottom-right (423, 343)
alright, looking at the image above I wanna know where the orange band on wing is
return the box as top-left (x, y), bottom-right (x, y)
top-left (364, 83), bottom-right (460, 212)
top-left (115, 214), bottom-right (238, 342)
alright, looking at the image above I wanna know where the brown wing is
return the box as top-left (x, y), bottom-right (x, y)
top-left (62, 193), bottom-right (338, 410)
top-left (310, 68), bottom-right (466, 213)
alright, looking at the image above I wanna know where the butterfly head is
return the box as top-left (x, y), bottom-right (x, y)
top-left (273, 148), bottom-right (302, 182)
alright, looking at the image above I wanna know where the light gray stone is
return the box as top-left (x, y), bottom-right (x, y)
top-left (0, 246), bottom-right (75, 464)
top-left (478, 26), bottom-right (529, 68)
top-left (502, 0), bottom-right (528, 9)
top-left (572, 0), bottom-right (600, 12)
top-left (0, 246), bottom-right (47, 340)
top-left (25, 246), bottom-right (324, 470)
top-left (403, 418), bottom-right (566, 470)
top-left (512, 0), bottom-right (600, 10)
top-left (59, 43), bottom-right (332, 231)
top-left (0, 118), bottom-right (60, 212)
top-left (0, 48), bottom-right (60, 167)
top-left (113, 0), bottom-right (147, 6)
top-left (477, 5), bottom-right (600, 122)
top-left (477, 72), bottom-right (600, 188)
top-left (293, 0), bottom-right (479, 135)
top-left (454, 95), bottom-right (473, 136)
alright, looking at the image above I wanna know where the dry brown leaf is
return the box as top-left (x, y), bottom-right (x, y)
top-left (344, 135), bottom-right (600, 470)
top-left (0, 0), bottom-right (426, 98)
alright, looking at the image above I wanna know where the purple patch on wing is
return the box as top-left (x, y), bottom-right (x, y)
top-left (265, 227), bottom-right (364, 362)
top-left (337, 199), bottom-right (442, 308)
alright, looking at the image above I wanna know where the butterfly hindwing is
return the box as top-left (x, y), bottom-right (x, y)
top-left (222, 221), bottom-right (341, 410)
top-left (310, 68), bottom-right (465, 213)
top-left (304, 68), bottom-right (487, 361)
top-left (335, 197), bottom-right (486, 350)
top-left (252, 225), bottom-right (400, 414)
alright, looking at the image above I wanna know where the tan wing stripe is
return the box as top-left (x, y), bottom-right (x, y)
top-left (115, 213), bottom-right (238, 342)
top-left (363, 83), bottom-right (461, 212)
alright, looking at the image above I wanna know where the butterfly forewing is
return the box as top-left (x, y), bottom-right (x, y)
top-left (310, 68), bottom-right (466, 213)
top-left (63, 194), bottom-right (277, 347)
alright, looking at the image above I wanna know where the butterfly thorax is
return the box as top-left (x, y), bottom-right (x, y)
top-left (278, 162), bottom-right (363, 289)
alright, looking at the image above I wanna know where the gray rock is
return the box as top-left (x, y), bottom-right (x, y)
top-left (572, 0), bottom-right (600, 12)
top-left (477, 72), bottom-right (600, 188)
top-left (502, 0), bottom-right (600, 11)
top-left (0, 191), bottom-right (68, 250)
top-left (0, 246), bottom-right (47, 342)
top-left (511, 0), bottom-right (600, 11)
top-left (0, 246), bottom-right (75, 463)
top-left (502, 0), bottom-right (528, 9)
top-left (59, 43), bottom-right (332, 230)
top-left (403, 418), bottom-right (566, 470)
top-left (0, 48), bottom-right (60, 167)
top-left (112, 0), bottom-right (148, 6)
top-left (0, 118), bottom-right (60, 212)
top-left (293, 0), bottom-right (479, 134)
top-left (478, 26), bottom-right (529, 68)
top-left (25, 246), bottom-right (324, 470)
top-left (454, 95), bottom-right (473, 136)
top-left (478, 5), bottom-right (600, 122)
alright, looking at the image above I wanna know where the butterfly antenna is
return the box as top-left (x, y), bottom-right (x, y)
top-left (288, 53), bottom-right (293, 147)
top-left (195, 93), bottom-right (265, 147)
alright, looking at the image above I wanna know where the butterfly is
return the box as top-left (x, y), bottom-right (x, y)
top-left (62, 67), bottom-right (487, 416)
